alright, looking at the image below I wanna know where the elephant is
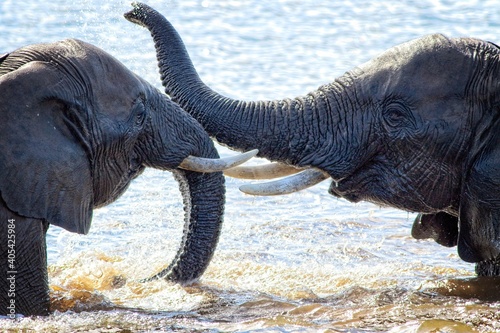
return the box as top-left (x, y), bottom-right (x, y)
top-left (125, 2), bottom-right (500, 277)
top-left (0, 38), bottom-right (257, 316)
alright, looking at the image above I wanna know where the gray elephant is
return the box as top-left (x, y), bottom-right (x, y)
top-left (0, 39), bottom-right (256, 316)
top-left (126, 3), bottom-right (500, 277)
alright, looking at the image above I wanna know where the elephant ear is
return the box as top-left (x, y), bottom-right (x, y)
top-left (457, 135), bottom-right (500, 263)
top-left (0, 61), bottom-right (93, 234)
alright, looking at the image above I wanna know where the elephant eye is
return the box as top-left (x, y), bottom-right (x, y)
top-left (383, 101), bottom-right (414, 128)
top-left (133, 98), bottom-right (147, 127)
top-left (135, 109), bottom-right (146, 126)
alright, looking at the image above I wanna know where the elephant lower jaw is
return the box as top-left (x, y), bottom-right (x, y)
top-left (328, 177), bottom-right (443, 214)
top-left (327, 177), bottom-right (369, 204)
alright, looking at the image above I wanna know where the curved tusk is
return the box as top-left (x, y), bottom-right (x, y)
top-left (179, 149), bottom-right (258, 172)
top-left (224, 162), bottom-right (303, 179)
top-left (239, 168), bottom-right (329, 196)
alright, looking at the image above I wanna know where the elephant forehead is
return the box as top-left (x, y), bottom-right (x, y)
top-left (74, 40), bottom-right (144, 119)
top-left (358, 34), bottom-right (472, 97)
top-left (359, 34), bottom-right (455, 72)
top-left (92, 64), bottom-right (140, 107)
top-left (42, 39), bottom-right (143, 120)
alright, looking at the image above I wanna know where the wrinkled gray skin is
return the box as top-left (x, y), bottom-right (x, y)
top-left (125, 3), bottom-right (500, 277)
top-left (0, 39), bottom-right (225, 316)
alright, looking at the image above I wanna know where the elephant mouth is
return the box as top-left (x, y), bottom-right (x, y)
top-left (326, 159), bottom-right (397, 207)
top-left (328, 180), bottom-right (363, 203)
top-left (326, 161), bottom-right (376, 204)
top-left (329, 166), bottom-right (442, 213)
top-left (128, 156), bottom-right (145, 179)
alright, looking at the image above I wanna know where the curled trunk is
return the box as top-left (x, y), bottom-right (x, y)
top-left (149, 168), bottom-right (225, 282)
top-left (141, 95), bottom-right (227, 283)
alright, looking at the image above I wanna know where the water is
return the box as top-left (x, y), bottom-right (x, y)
top-left (1, 0), bottom-right (500, 331)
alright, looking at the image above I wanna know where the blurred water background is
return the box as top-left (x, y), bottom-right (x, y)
top-left (1, 0), bottom-right (500, 332)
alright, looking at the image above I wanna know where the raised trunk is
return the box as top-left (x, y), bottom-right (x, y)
top-left (125, 4), bottom-right (346, 170)
top-left (149, 169), bottom-right (225, 283)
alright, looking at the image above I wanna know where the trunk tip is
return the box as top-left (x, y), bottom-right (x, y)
top-left (124, 2), bottom-right (151, 26)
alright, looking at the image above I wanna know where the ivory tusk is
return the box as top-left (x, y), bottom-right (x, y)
top-left (239, 168), bottom-right (329, 196)
top-left (224, 162), bottom-right (303, 179)
top-left (179, 149), bottom-right (258, 172)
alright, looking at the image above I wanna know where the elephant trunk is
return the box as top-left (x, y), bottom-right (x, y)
top-left (151, 168), bottom-right (224, 282)
top-left (125, 3), bottom-right (340, 170)
top-left (139, 94), bottom-right (226, 283)
top-left (125, 2), bottom-right (370, 188)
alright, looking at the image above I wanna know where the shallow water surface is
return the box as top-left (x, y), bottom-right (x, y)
top-left (2, 0), bottom-right (500, 332)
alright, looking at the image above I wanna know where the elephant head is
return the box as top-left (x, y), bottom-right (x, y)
top-left (0, 38), bottom-right (256, 315)
top-left (125, 3), bottom-right (500, 275)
